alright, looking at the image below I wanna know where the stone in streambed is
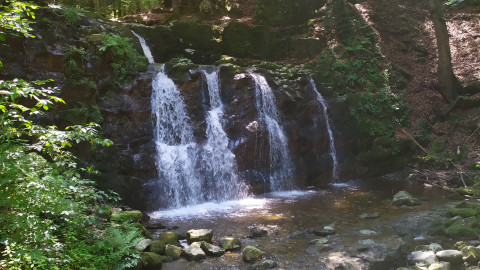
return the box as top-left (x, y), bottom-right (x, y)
top-left (186, 229), bottom-right (213, 244)
top-left (243, 245), bottom-right (263, 262)
top-left (165, 244), bottom-right (182, 260)
top-left (111, 210), bottom-right (143, 223)
top-left (447, 208), bottom-right (477, 218)
top-left (150, 231), bottom-right (179, 254)
top-left (184, 245), bottom-right (206, 261)
top-left (313, 226), bottom-right (335, 236)
top-left (435, 250), bottom-right (463, 264)
top-left (428, 262), bottom-right (450, 270)
top-left (219, 236), bottom-right (241, 251)
top-left (392, 191), bottom-right (422, 206)
top-left (200, 241), bottom-right (225, 257)
top-left (462, 245), bottom-right (480, 265)
top-left (138, 252), bottom-right (170, 270)
top-left (251, 227), bottom-right (268, 238)
top-left (407, 250), bottom-right (438, 266)
top-left (248, 259), bottom-right (278, 270)
top-left (359, 212), bottom-right (380, 219)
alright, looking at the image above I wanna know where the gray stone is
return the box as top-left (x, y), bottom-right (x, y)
top-left (353, 239), bottom-right (376, 251)
top-left (309, 238), bottom-right (329, 245)
top-left (243, 245), bottom-right (263, 262)
top-left (359, 212), bottom-right (380, 219)
top-left (135, 239), bottom-right (152, 252)
top-left (165, 244), bottom-right (182, 260)
top-left (251, 227), bottom-right (268, 238)
top-left (359, 229), bottom-right (377, 235)
top-left (429, 243), bottom-right (443, 252)
top-left (200, 241), bottom-right (225, 257)
top-left (407, 251), bottom-right (438, 266)
top-left (186, 229), bottom-right (213, 244)
top-left (313, 226), bottom-right (335, 236)
top-left (435, 250), bottom-right (463, 264)
top-left (184, 245), bottom-right (206, 261)
top-left (392, 191), bottom-right (422, 206)
top-left (248, 259), bottom-right (278, 270)
top-left (219, 236), bottom-right (241, 251)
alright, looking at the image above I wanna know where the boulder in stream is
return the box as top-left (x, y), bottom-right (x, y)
top-left (150, 231), bottom-right (179, 254)
top-left (462, 245), bottom-right (480, 265)
top-left (243, 245), bottom-right (263, 262)
top-left (407, 250), bottom-right (438, 267)
top-left (435, 250), bottom-right (463, 265)
top-left (248, 259), bottom-right (278, 270)
top-left (186, 229), bottom-right (213, 244)
top-left (313, 226), bottom-right (335, 236)
top-left (165, 244), bottom-right (182, 260)
top-left (135, 239), bottom-right (152, 252)
top-left (184, 245), bottom-right (206, 261)
top-left (219, 236), bottom-right (241, 251)
top-left (200, 241), bottom-right (225, 257)
top-left (392, 191), bottom-right (422, 207)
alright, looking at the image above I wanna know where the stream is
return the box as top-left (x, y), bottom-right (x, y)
top-left (147, 179), bottom-right (452, 269)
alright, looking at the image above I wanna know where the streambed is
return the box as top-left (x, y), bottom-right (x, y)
top-left (147, 179), bottom-right (453, 269)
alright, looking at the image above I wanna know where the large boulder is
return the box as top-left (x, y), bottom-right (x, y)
top-left (150, 231), bottom-right (179, 254)
top-left (243, 246), bottom-right (263, 263)
top-left (186, 229), bottom-right (213, 244)
top-left (407, 251), bottom-right (438, 267)
top-left (462, 246), bottom-right (480, 265)
top-left (392, 191), bottom-right (422, 207)
top-left (137, 252), bottom-right (166, 270)
top-left (165, 244), bottom-right (182, 260)
top-left (200, 241), bottom-right (225, 257)
top-left (445, 217), bottom-right (480, 240)
top-left (435, 250), bottom-right (463, 264)
top-left (135, 239), bottom-right (152, 252)
top-left (111, 210), bottom-right (143, 223)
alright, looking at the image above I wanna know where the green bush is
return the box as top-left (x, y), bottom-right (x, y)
top-left (0, 79), bottom-right (141, 269)
top-left (99, 34), bottom-right (148, 85)
top-left (64, 45), bottom-right (87, 78)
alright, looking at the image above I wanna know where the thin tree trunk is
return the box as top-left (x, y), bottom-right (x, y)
top-left (429, 0), bottom-right (460, 103)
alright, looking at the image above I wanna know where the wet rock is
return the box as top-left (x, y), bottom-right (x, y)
top-left (445, 218), bottom-right (480, 240)
top-left (429, 243), bottom-right (443, 252)
top-left (251, 227), bottom-right (268, 238)
top-left (186, 229), bottom-right (213, 244)
top-left (359, 212), bottom-right (380, 219)
top-left (359, 229), bottom-right (377, 235)
top-left (313, 226), bottom-right (335, 236)
top-left (435, 250), bottom-right (463, 264)
top-left (427, 262), bottom-right (450, 270)
top-left (200, 241), bottom-right (225, 257)
top-left (416, 243), bottom-right (443, 252)
top-left (447, 208), bottom-right (477, 218)
top-left (310, 238), bottom-right (329, 245)
top-left (135, 239), bottom-right (152, 251)
top-left (407, 251), bottom-right (438, 266)
top-left (138, 252), bottom-right (166, 270)
top-left (446, 216), bottom-right (463, 227)
top-left (111, 210), bottom-right (143, 223)
top-left (246, 121), bottom-right (259, 133)
top-left (462, 246), bottom-right (480, 264)
top-left (150, 231), bottom-right (179, 254)
top-left (353, 239), bottom-right (376, 251)
top-left (392, 191), bottom-right (422, 207)
top-left (184, 245), bottom-right (206, 261)
top-left (145, 222), bottom-right (166, 229)
top-left (165, 244), bottom-right (182, 260)
top-left (219, 236), bottom-right (241, 251)
top-left (243, 246), bottom-right (263, 263)
top-left (248, 259), bottom-right (278, 270)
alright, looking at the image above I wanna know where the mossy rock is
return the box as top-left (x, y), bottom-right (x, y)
top-left (222, 21), bottom-right (286, 60)
top-left (392, 191), bottom-right (422, 207)
top-left (219, 236), bottom-right (241, 251)
top-left (150, 231), bottom-right (179, 254)
top-left (95, 207), bottom-right (112, 220)
top-left (111, 210), bottom-right (143, 223)
top-left (455, 201), bottom-right (479, 209)
top-left (242, 245), bottom-right (263, 263)
top-left (133, 223), bottom-right (151, 239)
top-left (186, 229), bottom-right (213, 244)
top-left (446, 216), bottom-right (463, 227)
top-left (447, 208), bottom-right (477, 218)
top-left (137, 252), bottom-right (164, 270)
top-left (170, 18), bottom-right (221, 52)
top-left (165, 57), bottom-right (195, 82)
top-left (165, 244), bottom-right (182, 260)
top-left (445, 218), bottom-right (480, 239)
top-left (288, 38), bottom-right (327, 59)
top-left (457, 187), bottom-right (480, 197)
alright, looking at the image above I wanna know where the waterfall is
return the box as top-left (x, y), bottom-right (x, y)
top-left (250, 73), bottom-right (295, 191)
top-left (151, 65), bottom-right (203, 208)
top-left (200, 67), bottom-right (246, 201)
top-left (132, 33), bottom-right (247, 208)
top-left (309, 78), bottom-right (339, 182)
top-left (131, 31), bottom-right (154, 64)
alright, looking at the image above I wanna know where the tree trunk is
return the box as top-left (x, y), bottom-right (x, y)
top-left (429, 0), bottom-right (460, 103)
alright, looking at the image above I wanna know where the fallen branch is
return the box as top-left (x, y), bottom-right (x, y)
top-left (401, 128), bottom-right (429, 154)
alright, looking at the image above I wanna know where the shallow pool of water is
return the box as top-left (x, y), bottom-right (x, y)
top-left (148, 179), bottom-right (451, 269)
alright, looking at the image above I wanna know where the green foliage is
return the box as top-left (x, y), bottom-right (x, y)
top-left (64, 45), bottom-right (87, 78)
top-left (0, 80), bottom-right (141, 269)
top-left (99, 34), bottom-right (148, 85)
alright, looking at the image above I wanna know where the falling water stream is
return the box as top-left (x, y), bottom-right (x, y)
top-left (250, 73), bottom-right (295, 191)
top-left (309, 78), bottom-right (339, 182)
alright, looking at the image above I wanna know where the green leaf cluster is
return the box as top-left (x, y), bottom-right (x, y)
top-left (0, 79), bottom-right (144, 269)
top-left (99, 34), bottom-right (148, 85)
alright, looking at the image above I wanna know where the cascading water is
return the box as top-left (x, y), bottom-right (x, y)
top-left (250, 73), bottom-right (295, 191)
top-left (309, 78), bottom-right (339, 182)
top-left (133, 32), bottom-right (246, 208)
top-left (131, 31), bottom-right (154, 64)
top-left (200, 67), bottom-right (246, 201)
